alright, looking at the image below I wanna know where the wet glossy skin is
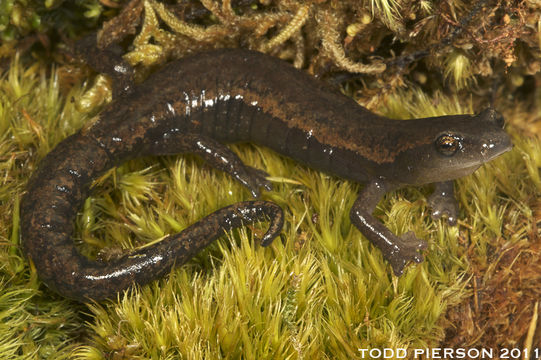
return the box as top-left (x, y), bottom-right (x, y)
top-left (20, 48), bottom-right (512, 301)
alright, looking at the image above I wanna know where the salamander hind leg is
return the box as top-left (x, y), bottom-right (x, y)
top-left (169, 134), bottom-right (272, 198)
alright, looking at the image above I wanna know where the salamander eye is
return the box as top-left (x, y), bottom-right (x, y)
top-left (435, 134), bottom-right (461, 156)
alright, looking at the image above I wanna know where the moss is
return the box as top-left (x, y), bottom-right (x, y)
top-left (1, 0), bottom-right (540, 358)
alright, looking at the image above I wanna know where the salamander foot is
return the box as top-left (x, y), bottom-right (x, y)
top-left (242, 166), bottom-right (272, 197)
top-left (387, 231), bottom-right (428, 276)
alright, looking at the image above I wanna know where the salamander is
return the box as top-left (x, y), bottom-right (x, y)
top-left (20, 48), bottom-right (512, 301)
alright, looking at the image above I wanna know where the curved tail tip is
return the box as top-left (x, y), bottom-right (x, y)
top-left (260, 206), bottom-right (284, 247)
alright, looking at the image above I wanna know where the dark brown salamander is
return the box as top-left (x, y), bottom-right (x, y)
top-left (21, 48), bottom-right (512, 301)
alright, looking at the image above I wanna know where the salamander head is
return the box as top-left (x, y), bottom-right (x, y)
top-left (393, 108), bottom-right (512, 185)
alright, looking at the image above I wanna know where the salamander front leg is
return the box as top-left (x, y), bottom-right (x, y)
top-left (427, 181), bottom-right (458, 225)
top-left (349, 180), bottom-right (427, 275)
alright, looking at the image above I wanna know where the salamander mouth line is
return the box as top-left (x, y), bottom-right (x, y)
top-left (484, 143), bottom-right (513, 161)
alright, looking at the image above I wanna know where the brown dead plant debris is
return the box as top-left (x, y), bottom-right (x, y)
top-left (443, 209), bottom-right (541, 350)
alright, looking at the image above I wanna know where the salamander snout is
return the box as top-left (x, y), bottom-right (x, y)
top-left (479, 131), bottom-right (513, 161)
top-left (475, 109), bottom-right (513, 161)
